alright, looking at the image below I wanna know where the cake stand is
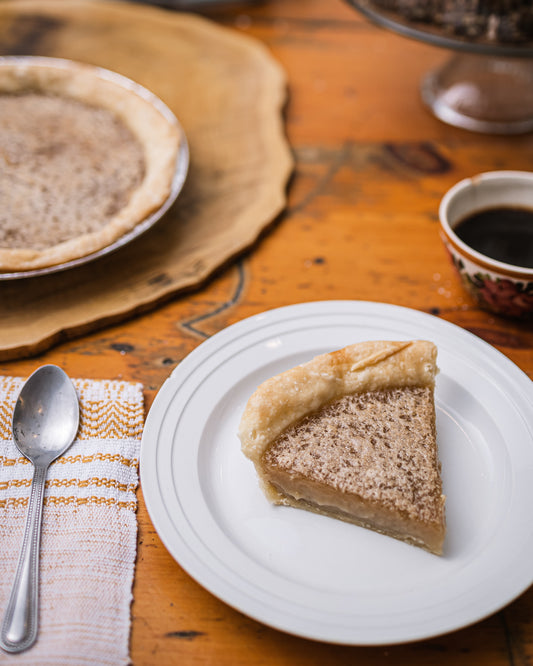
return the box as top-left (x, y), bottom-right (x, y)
top-left (345, 0), bottom-right (533, 134)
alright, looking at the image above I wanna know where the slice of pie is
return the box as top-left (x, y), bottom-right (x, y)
top-left (239, 340), bottom-right (446, 554)
top-left (0, 57), bottom-right (181, 272)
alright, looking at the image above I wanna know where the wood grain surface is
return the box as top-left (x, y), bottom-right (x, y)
top-left (1, 1), bottom-right (533, 664)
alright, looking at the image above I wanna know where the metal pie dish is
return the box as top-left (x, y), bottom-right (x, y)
top-left (0, 56), bottom-right (189, 280)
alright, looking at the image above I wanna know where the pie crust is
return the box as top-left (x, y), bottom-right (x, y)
top-left (0, 57), bottom-right (181, 272)
top-left (239, 340), bottom-right (446, 554)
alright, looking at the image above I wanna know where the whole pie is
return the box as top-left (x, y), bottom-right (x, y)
top-left (239, 340), bottom-right (446, 554)
top-left (0, 57), bottom-right (181, 272)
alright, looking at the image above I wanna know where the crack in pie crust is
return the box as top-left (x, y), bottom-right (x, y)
top-left (239, 340), bottom-right (446, 555)
top-left (0, 57), bottom-right (181, 272)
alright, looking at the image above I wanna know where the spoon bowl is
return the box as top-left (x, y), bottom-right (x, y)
top-left (0, 365), bottom-right (79, 654)
top-left (12, 365), bottom-right (80, 466)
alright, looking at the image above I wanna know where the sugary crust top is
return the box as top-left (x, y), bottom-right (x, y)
top-left (239, 340), bottom-right (438, 466)
top-left (0, 58), bottom-right (180, 271)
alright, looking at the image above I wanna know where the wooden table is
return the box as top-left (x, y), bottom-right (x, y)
top-left (2, 0), bottom-right (533, 663)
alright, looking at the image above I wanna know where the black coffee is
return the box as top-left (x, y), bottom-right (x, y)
top-left (454, 206), bottom-right (533, 269)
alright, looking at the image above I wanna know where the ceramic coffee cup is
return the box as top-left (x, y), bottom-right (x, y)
top-left (439, 170), bottom-right (533, 319)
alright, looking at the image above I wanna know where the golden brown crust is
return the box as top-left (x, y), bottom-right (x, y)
top-left (0, 58), bottom-right (181, 271)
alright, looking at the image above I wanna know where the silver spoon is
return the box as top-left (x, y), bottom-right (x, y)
top-left (0, 365), bottom-right (79, 654)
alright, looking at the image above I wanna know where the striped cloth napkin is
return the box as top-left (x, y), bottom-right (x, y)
top-left (0, 375), bottom-right (144, 665)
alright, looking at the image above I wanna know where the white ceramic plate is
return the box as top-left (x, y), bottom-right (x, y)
top-left (140, 301), bottom-right (533, 645)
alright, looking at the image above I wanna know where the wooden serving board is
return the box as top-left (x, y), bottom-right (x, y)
top-left (0, 0), bottom-right (293, 360)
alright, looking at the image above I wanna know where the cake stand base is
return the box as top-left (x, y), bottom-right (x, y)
top-left (421, 52), bottom-right (533, 134)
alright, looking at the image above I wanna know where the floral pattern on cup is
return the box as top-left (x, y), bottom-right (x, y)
top-left (450, 250), bottom-right (533, 320)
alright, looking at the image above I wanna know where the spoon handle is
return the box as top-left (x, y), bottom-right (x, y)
top-left (0, 465), bottom-right (48, 653)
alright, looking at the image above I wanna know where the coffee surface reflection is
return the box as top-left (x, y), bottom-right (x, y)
top-left (455, 207), bottom-right (533, 269)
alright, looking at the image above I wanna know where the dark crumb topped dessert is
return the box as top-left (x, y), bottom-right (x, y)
top-left (262, 386), bottom-right (443, 547)
top-left (371, 0), bottom-right (533, 44)
top-left (239, 340), bottom-right (446, 555)
top-left (0, 58), bottom-right (180, 272)
top-left (0, 93), bottom-right (145, 251)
